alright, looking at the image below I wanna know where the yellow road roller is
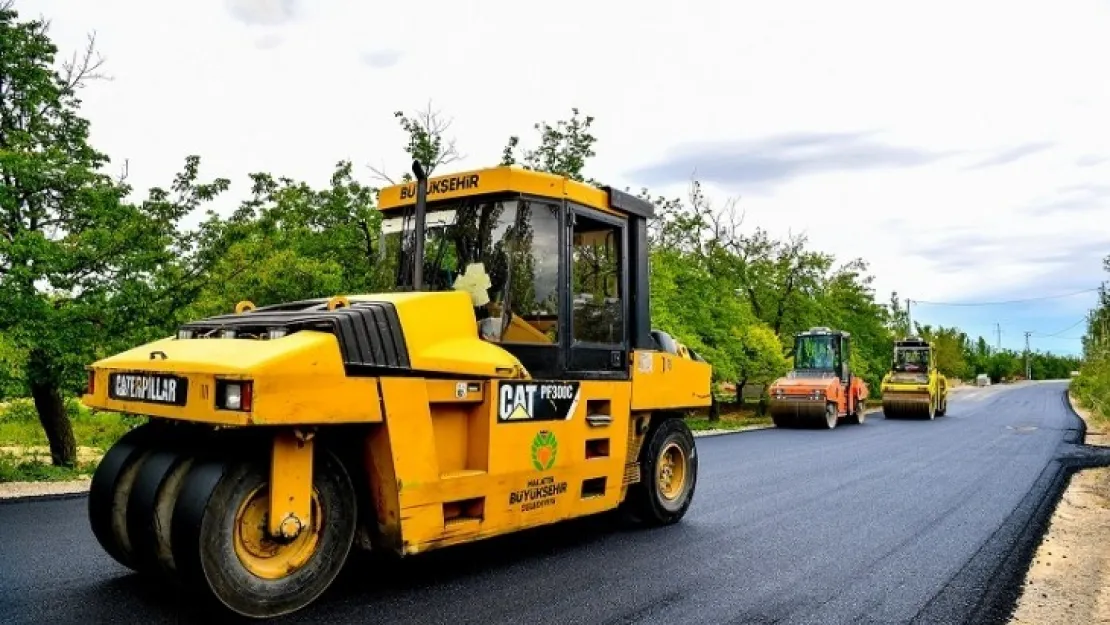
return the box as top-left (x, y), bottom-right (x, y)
top-left (880, 336), bottom-right (948, 419)
top-left (80, 162), bottom-right (713, 619)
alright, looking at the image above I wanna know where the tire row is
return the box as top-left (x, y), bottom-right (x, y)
top-left (88, 422), bottom-right (356, 620)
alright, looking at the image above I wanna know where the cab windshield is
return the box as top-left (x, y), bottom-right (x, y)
top-left (379, 197), bottom-right (561, 343)
top-left (894, 347), bottom-right (930, 372)
top-left (793, 335), bottom-right (839, 371)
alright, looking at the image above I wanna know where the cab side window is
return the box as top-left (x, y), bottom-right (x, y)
top-left (571, 214), bottom-right (624, 345)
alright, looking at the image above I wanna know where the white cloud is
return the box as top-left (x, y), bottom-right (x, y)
top-left (224, 0), bottom-right (297, 26)
top-left (12, 0), bottom-right (1110, 353)
top-left (359, 49), bottom-right (402, 69)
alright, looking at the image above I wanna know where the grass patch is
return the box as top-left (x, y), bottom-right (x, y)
top-left (687, 402), bottom-right (774, 431)
top-left (1072, 356), bottom-right (1110, 429)
top-left (0, 453), bottom-right (98, 482)
top-left (0, 398), bottom-right (143, 482)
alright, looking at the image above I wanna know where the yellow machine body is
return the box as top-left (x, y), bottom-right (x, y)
top-left (83, 292), bottom-right (710, 552)
top-left (880, 337), bottom-right (949, 420)
top-left (80, 165), bottom-right (713, 619)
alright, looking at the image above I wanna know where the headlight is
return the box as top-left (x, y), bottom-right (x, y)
top-left (217, 380), bottom-right (253, 412)
top-left (226, 384), bottom-right (243, 410)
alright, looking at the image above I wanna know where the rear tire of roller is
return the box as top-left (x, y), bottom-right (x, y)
top-left (820, 403), bottom-right (838, 430)
top-left (88, 422), bottom-right (162, 571)
top-left (126, 443), bottom-right (195, 580)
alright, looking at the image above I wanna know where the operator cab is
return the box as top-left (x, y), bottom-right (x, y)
top-left (376, 164), bottom-right (657, 380)
top-left (893, 337), bottom-right (931, 373)
top-left (791, 326), bottom-right (852, 383)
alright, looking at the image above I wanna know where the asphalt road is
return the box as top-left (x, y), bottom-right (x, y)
top-left (0, 381), bottom-right (1093, 625)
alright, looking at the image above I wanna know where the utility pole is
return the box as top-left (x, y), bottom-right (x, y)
top-left (906, 298), bottom-right (913, 336)
top-left (996, 323), bottom-right (1002, 353)
top-left (1024, 331), bottom-right (1032, 380)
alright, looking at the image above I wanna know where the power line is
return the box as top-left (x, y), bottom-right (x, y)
top-left (910, 287), bottom-right (1100, 307)
top-left (1034, 317), bottom-right (1087, 338)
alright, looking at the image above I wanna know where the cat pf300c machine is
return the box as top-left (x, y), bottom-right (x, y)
top-left (80, 162), bottom-right (713, 619)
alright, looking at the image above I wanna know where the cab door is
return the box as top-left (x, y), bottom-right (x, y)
top-left (555, 202), bottom-right (632, 514)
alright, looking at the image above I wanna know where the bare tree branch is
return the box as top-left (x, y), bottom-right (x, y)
top-left (369, 100), bottom-right (465, 185)
top-left (60, 31), bottom-right (112, 91)
top-left (367, 161), bottom-right (397, 186)
top-left (415, 99), bottom-right (462, 175)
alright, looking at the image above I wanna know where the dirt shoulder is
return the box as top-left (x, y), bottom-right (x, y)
top-left (1008, 393), bottom-right (1110, 624)
top-left (0, 446), bottom-right (100, 500)
top-left (0, 478), bottom-right (91, 500)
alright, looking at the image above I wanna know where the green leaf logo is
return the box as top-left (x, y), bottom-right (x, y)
top-left (531, 430), bottom-right (558, 471)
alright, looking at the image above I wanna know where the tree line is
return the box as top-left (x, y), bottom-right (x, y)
top-left (1073, 257), bottom-right (1110, 417)
top-left (0, 5), bottom-right (1083, 467)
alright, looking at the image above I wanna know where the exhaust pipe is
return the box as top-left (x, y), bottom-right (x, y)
top-left (411, 159), bottom-right (428, 291)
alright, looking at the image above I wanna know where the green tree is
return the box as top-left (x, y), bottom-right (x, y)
top-left (915, 324), bottom-right (971, 380)
top-left (0, 331), bottom-right (27, 399)
top-left (887, 292), bottom-right (911, 338)
top-left (814, 258), bottom-right (894, 391)
top-left (0, 7), bottom-right (236, 465)
top-left (1075, 257), bottom-right (1109, 416)
top-left (185, 161), bottom-right (386, 316)
top-left (500, 108), bottom-right (598, 183)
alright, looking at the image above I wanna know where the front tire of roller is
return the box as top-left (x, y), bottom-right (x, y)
top-left (172, 449), bottom-right (357, 619)
top-left (936, 396), bottom-right (947, 417)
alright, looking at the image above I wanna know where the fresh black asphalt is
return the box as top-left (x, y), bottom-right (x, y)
top-left (1, 380), bottom-right (1104, 625)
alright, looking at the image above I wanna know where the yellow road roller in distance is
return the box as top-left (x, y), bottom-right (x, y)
top-left (880, 337), bottom-right (948, 420)
top-left (80, 162), bottom-right (713, 619)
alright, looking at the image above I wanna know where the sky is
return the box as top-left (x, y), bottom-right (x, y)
top-left (13, 0), bottom-right (1110, 355)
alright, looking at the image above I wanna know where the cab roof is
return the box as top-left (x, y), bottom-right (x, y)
top-left (376, 165), bottom-right (654, 219)
top-left (797, 326), bottom-right (851, 338)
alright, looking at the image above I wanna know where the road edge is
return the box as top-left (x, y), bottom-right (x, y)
top-left (0, 489), bottom-right (89, 505)
top-left (912, 387), bottom-right (1092, 625)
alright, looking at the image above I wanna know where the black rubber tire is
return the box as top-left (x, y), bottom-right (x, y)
top-left (936, 396), bottom-right (947, 417)
top-left (87, 422), bottom-right (161, 571)
top-left (623, 418), bottom-right (698, 527)
top-left (845, 398), bottom-right (866, 425)
top-left (126, 444), bottom-right (195, 579)
top-left (819, 403), bottom-right (838, 429)
top-left (171, 449), bottom-right (357, 619)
